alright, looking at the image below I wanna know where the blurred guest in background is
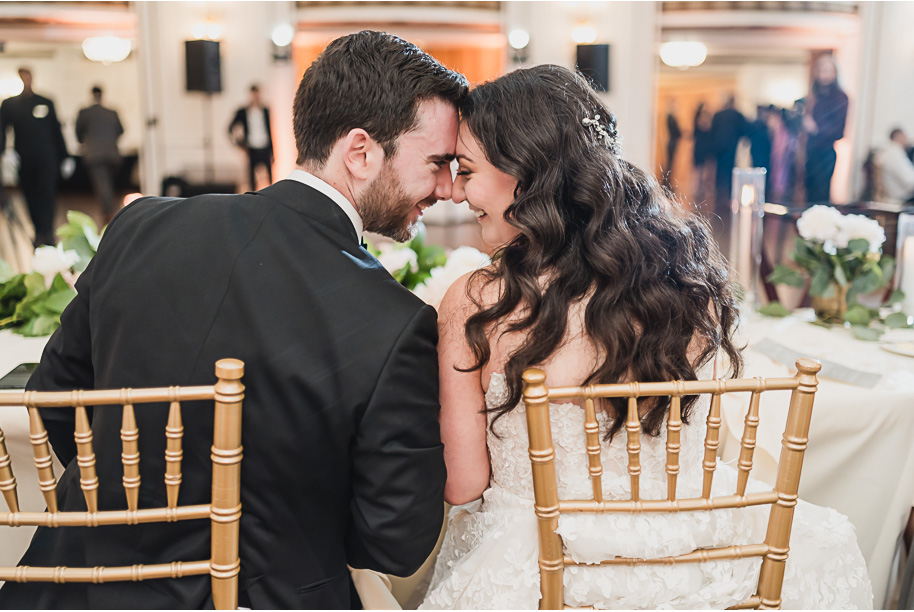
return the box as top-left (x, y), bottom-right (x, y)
top-left (663, 99), bottom-right (682, 189)
top-left (691, 102), bottom-right (714, 213)
top-left (710, 95), bottom-right (747, 223)
top-left (877, 127), bottom-right (914, 203)
top-left (766, 106), bottom-right (791, 203)
top-left (802, 55), bottom-right (848, 204)
top-left (748, 105), bottom-right (772, 196)
top-left (228, 84), bottom-right (273, 191)
top-left (0, 67), bottom-right (69, 246)
top-left (76, 86), bottom-right (124, 223)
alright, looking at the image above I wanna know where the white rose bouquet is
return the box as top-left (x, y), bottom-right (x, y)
top-left (766, 205), bottom-right (908, 338)
top-left (368, 225), bottom-right (489, 309)
top-left (0, 211), bottom-right (101, 336)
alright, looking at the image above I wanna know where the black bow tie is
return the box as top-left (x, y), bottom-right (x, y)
top-left (359, 237), bottom-right (367, 249)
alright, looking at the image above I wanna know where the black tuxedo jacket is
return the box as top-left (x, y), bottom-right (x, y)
top-left (228, 106), bottom-right (273, 154)
top-left (0, 92), bottom-right (68, 165)
top-left (0, 180), bottom-right (445, 609)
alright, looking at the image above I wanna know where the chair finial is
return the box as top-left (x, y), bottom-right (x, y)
top-left (794, 358), bottom-right (821, 375)
top-left (215, 359), bottom-right (245, 380)
top-left (522, 368), bottom-right (546, 385)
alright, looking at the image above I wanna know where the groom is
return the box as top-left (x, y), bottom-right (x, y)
top-left (0, 31), bottom-right (466, 609)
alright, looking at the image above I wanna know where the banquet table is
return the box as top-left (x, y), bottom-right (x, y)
top-left (719, 309), bottom-right (914, 608)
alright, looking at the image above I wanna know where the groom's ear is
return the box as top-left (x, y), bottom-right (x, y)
top-left (340, 128), bottom-right (384, 182)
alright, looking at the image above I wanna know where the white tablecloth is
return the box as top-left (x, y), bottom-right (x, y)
top-left (0, 331), bottom-right (59, 572)
top-left (720, 310), bottom-right (914, 608)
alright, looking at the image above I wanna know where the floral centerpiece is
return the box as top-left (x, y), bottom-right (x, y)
top-left (0, 211), bottom-right (100, 337)
top-left (371, 226), bottom-right (489, 309)
top-left (766, 205), bottom-right (910, 339)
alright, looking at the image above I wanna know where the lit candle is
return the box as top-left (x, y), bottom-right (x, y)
top-left (902, 237), bottom-right (914, 317)
top-left (741, 184), bottom-right (756, 208)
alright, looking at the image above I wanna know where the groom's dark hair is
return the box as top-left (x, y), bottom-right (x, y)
top-left (293, 30), bottom-right (468, 167)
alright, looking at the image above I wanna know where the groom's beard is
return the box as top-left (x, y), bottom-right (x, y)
top-left (357, 163), bottom-right (420, 243)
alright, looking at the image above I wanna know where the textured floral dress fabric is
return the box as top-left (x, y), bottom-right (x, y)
top-left (420, 373), bottom-right (873, 610)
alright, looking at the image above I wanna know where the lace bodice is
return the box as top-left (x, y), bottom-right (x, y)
top-left (484, 372), bottom-right (711, 504)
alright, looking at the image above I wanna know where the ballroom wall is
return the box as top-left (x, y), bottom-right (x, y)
top-left (856, 2), bottom-right (914, 163)
top-left (506, 1), bottom-right (658, 171)
top-left (135, 1), bottom-right (294, 192)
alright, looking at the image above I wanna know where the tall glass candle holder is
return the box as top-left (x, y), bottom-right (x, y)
top-left (896, 212), bottom-right (914, 319)
top-left (729, 168), bottom-right (767, 309)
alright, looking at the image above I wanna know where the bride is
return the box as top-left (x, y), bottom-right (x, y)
top-left (419, 65), bottom-right (872, 609)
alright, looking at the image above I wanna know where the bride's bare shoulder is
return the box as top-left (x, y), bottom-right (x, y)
top-left (438, 264), bottom-right (501, 321)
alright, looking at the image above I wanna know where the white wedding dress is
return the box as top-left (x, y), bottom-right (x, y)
top-left (420, 373), bottom-right (873, 610)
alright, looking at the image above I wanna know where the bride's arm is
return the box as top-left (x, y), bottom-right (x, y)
top-left (437, 272), bottom-right (491, 505)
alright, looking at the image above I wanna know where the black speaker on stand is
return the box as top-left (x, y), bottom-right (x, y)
top-left (576, 44), bottom-right (610, 93)
top-left (185, 40), bottom-right (222, 185)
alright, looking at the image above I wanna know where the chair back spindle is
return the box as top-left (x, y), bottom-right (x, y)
top-left (120, 401), bottom-right (141, 513)
top-left (701, 388), bottom-right (723, 499)
top-left (625, 394), bottom-right (641, 502)
top-left (736, 389), bottom-right (763, 497)
top-left (666, 385), bottom-right (683, 502)
top-left (74, 402), bottom-right (99, 513)
top-left (582, 397), bottom-right (603, 503)
top-left (0, 426), bottom-right (19, 512)
top-left (27, 404), bottom-right (58, 513)
top-left (164, 396), bottom-right (184, 509)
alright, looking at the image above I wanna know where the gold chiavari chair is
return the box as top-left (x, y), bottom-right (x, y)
top-left (0, 359), bottom-right (244, 610)
top-left (522, 358), bottom-right (821, 610)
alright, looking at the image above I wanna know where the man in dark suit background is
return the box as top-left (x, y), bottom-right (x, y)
top-left (0, 67), bottom-right (69, 246)
top-left (228, 84), bottom-right (273, 191)
top-left (710, 95), bottom-right (748, 228)
top-left (0, 30), bottom-right (466, 609)
top-left (76, 85), bottom-right (124, 223)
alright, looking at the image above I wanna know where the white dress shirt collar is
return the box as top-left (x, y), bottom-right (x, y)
top-left (285, 169), bottom-right (363, 242)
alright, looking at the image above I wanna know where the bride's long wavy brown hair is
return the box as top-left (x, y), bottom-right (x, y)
top-left (460, 65), bottom-right (742, 439)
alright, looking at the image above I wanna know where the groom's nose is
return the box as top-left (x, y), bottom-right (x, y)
top-left (434, 167), bottom-right (453, 202)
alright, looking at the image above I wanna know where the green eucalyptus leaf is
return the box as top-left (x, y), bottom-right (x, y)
top-left (843, 304), bottom-right (873, 326)
top-left (758, 302), bottom-right (791, 318)
top-left (833, 262), bottom-right (848, 287)
top-left (847, 238), bottom-right (869, 254)
top-left (23, 273), bottom-right (47, 297)
top-left (809, 267), bottom-right (832, 296)
top-left (49, 273), bottom-right (70, 293)
top-left (0, 258), bottom-right (14, 284)
top-left (44, 289), bottom-right (77, 313)
top-left (851, 271), bottom-right (883, 295)
top-left (766, 265), bottom-right (806, 287)
top-left (885, 312), bottom-right (912, 329)
top-left (879, 256), bottom-right (895, 282)
top-left (19, 314), bottom-right (58, 337)
top-left (851, 325), bottom-right (884, 341)
top-left (888, 289), bottom-right (906, 306)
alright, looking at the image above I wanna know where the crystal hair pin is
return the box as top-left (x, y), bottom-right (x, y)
top-left (582, 114), bottom-right (616, 151)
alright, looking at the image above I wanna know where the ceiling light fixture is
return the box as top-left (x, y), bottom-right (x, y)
top-left (572, 25), bottom-right (597, 45)
top-left (508, 29), bottom-right (530, 50)
top-left (82, 36), bottom-right (132, 64)
top-left (659, 41), bottom-right (708, 69)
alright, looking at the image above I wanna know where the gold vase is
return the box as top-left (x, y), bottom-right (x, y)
top-left (810, 283), bottom-right (848, 324)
